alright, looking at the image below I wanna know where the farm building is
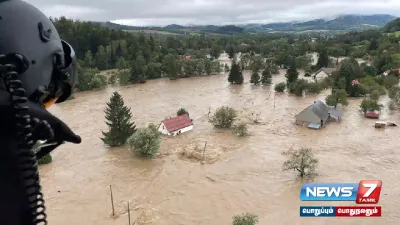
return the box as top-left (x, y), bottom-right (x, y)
top-left (158, 114), bottom-right (193, 136)
top-left (295, 100), bottom-right (342, 129)
top-left (312, 67), bottom-right (337, 81)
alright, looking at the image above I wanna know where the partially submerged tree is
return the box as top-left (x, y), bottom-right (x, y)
top-left (177, 108), bottom-right (189, 116)
top-left (282, 148), bottom-right (318, 178)
top-left (225, 63), bottom-right (230, 72)
top-left (209, 106), bottom-right (237, 129)
top-left (232, 213), bottom-right (259, 225)
top-left (285, 60), bottom-right (299, 86)
top-left (317, 49), bottom-right (329, 69)
top-left (325, 89), bottom-right (349, 108)
top-left (261, 67), bottom-right (272, 85)
top-left (128, 125), bottom-right (161, 156)
top-left (233, 123), bottom-right (249, 137)
top-left (228, 60), bottom-right (244, 84)
top-left (101, 92), bottom-right (137, 147)
top-left (228, 45), bottom-right (235, 59)
top-left (288, 79), bottom-right (308, 97)
top-left (250, 71), bottom-right (261, 85)
top-left (388, 86), bottom-right (400, 110)
top-left (360, 98), bottom-right (383, 115)
top-left (274, 82), bottom-right (286, 92)
top-left (370, 90), bottom-right (380, 101)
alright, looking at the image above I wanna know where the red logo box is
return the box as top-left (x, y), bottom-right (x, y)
top-left (336, 206), bottom-right (381, 217)
top-left (356, 180), bottom-right (382, 204)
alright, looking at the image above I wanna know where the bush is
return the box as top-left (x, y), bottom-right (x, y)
top-left (233, 123), bottom-right (249, 137)
top-left (128, 126), bottom-right (161, 156)
top-left (209, 106), bottom-right (237, 129)
top-left (119, 69), bottom-right (131, 86)
top-left (305, 82), bottom-right (322, 94)
top-left (320, 77), bottom-right (333, 89)
top-left (232, 213), bottom-right (259, 225)
top-left (77, 68), bottom-right (108, 91)
top-left (288, 79), bottom-right (308, 96)
top-left (283, 148), bottom-right (318, 177)
top-left (384, 75), bottom-right (399, 89)
top-left (370, 90), bottom-right (380, 101)
top-left (38, 154), bottom-right (52, 165)
top-left (274, 82), bottom-right (286, 92)
top-left (360, 98), bottom-right (383, 114)
top-left (177, 108), bottom-right (189, 116)
top-left (108, 74), bottom-right (117, 85)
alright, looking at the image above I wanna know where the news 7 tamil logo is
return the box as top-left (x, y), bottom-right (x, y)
top-left (300, 180), bottom-right (382, 204)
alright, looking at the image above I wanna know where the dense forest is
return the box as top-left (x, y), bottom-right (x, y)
top-left (52, 16), bottom-right (400, 98)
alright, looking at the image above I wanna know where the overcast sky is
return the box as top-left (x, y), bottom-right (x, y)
top-left (25, 0), bottom-right (400, 26)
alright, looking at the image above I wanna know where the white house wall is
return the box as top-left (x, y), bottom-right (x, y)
top-left (171, 125), bottom-right (194, 136)
top-left (158, 123), bottom-right (194, 136)
top-left (315, 71), bottom-right (329, 80)
top-left (158, 122), bottom-right (170, 135)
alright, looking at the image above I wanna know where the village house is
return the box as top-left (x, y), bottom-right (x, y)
top-left (157, 114), bottom-right (193, 136)
top-left (312, 67), bottom-right (337, 81)
top-left (295, 100), bottom-right (342, 130)
top-left (383, 68), bottom-right (400, 76)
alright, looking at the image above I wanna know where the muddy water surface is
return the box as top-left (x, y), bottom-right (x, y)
top-left (41, 55), bottom-right (400, 225)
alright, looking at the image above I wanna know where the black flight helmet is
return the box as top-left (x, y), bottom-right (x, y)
top-left (0, 0), bottom-right (77, 108)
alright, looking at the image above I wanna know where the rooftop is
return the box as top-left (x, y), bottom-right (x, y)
top-left (161, 114), bottom-right (193, 132)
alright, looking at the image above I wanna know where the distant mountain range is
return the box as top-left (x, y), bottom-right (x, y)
top-left (99, 14), bottom-right (397, 35)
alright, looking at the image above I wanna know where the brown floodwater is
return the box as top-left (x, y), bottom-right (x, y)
top-left (41, 55), bottom-right (400, 225)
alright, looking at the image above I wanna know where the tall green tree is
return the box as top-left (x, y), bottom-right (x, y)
top-left (285, 60), bottom-right (299, 85)
top-left (228, 45), bottom-right (235, 59)
top-left (130, 52), bottom-right (148, 83)
top-left (368, 39), bottom-right (379, 51)
top-left (164, 54), bottom-right (180, 80)
top-left (250, 71), bottom-right (260, 85)
top-left (101, 92), bottom-right (137, 147)
top-left (148, 36), bottom-right (156, 51)
top-left (316, 49), bottom-right (329, 69)
top-left (81, 50), bottom-right (96, 68)
top-left (210, 44), bottom-right (222, 60)
top-left (334, 59), bottom-right (364, 97)
top-left (261, 67), bottom-right (272, 85)
top-left (95, 45), bottom-right (110, 70)
top-left (116, 57), bottom-right (129, 70)
top-left (325, 89), bottom-right (349, 108)
top-left (228, 61), bottom-right (244, 84)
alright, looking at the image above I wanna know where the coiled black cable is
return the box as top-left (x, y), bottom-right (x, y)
top-left (1, 56), bottom-right (53, 225)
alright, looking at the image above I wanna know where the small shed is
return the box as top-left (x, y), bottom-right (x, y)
top-left (158, 114), bottom-right (193, 136)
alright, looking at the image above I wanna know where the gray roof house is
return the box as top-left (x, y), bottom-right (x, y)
top-left (295, 100), bottom-right (343, 129)
top-left (312, 67), bottom-right (337, 80)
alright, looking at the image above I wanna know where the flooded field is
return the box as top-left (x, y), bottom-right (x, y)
top-left (41, 55), bottom-right (400, 225)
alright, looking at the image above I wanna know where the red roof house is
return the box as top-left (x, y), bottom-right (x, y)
top-left (351, 79), bottom-right (360, 85)
top-left (158, 114), bottom-right (193, 136)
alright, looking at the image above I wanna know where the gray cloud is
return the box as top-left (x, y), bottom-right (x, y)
top-left (24, 0), bottom-right (400, 26)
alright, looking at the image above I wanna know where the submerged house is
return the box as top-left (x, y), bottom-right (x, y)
top-left (158, 114), bottom-right (193, 136)
top-left (295, 100), bottom-right (343, 130)
top-left (312, 67), bottom-right (337, 81)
